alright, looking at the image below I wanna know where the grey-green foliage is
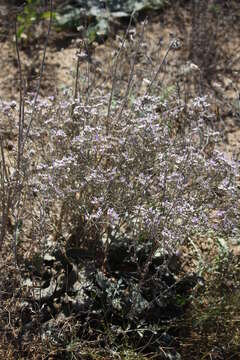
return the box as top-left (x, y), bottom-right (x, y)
top-left (56, 0), bottom-right (168, 39)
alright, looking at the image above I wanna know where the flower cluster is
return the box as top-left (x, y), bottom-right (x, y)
top-left (22, 89), bottom-right (240, 254)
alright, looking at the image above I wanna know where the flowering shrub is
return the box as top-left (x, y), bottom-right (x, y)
top-left (20, 88), bottom-right (239, 259)
top-left (0, 29), bottom-right (239, 266)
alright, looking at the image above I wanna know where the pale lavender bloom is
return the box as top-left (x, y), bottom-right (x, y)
top-left (216, 210), bottom-right (225, 218)
top-left (55, 129), bottom-right (66, 138)
top-left (107, 208), bottom-right (119, 224)
top-left (91, 208), bottom-right (103, 220)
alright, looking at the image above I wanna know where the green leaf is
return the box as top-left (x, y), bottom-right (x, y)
top-left (87, 24), bottom-right (97, 43)
top-left (216, 237), bottom-right (229, 253)
top-left (41, 11), bottom-right (56, 20)
top-left (96, 18), bottom-right (109, 36)
top-left (16, 24), bottom-right (25, 39)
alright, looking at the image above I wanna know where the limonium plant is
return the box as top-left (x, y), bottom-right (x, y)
top-left (21, 89), bottom-right (240, 258)
top-left (0, 30), bottom-right (239, 264)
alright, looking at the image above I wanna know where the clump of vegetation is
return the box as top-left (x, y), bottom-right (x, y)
top-left (16, 0), bottom-right (53, 42)
top-left (1, 3), bottom-right (240, 359)
top-left (56, 0), bottom-right (168, 40)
